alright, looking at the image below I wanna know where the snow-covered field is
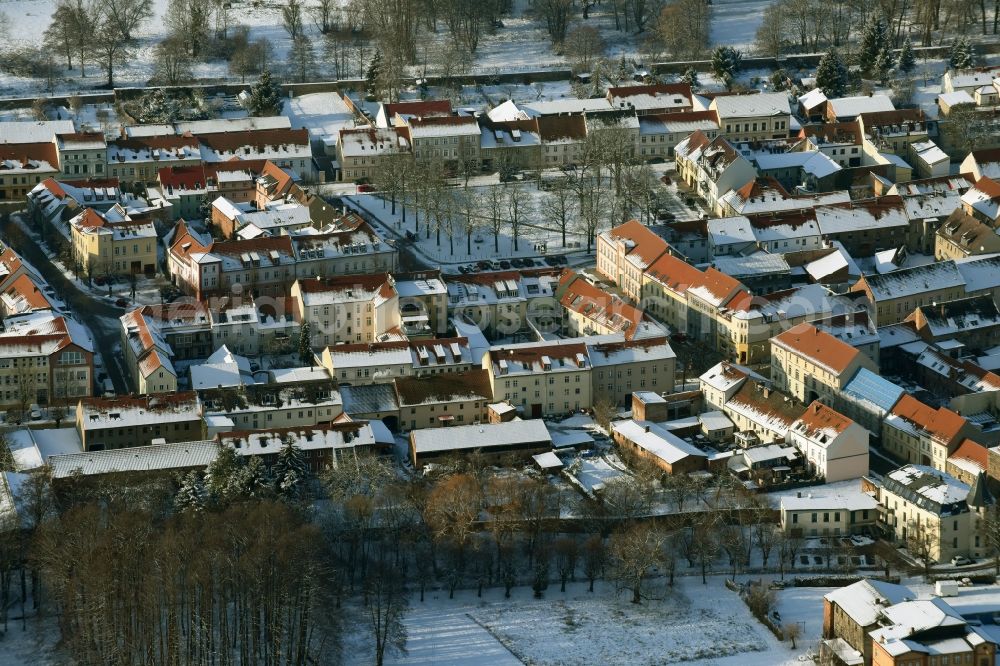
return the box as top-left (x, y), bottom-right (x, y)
top-left (345, 577), bottom-right (819, 666)
top-left (0, 0), bottom-right (780, 97)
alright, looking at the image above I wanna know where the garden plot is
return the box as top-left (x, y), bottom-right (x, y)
top-left (344, 576), bottom-right (812, 666)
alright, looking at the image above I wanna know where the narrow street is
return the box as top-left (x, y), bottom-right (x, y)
top-left (1, 216), bottom-right (131, 396)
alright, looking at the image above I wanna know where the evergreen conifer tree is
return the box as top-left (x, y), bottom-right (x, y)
top-left (859, 17), bottom-right (890, 78)
top-left (816, 50), bottom-right (849, 98)
top-left (898, 37), bottom-right (916, 74)
top-left (248, 69), bottom-right (283, 117)
top-left (298, 321), bottom-right (312, 366)
top-left (174, 471), bottom-right (206, 513)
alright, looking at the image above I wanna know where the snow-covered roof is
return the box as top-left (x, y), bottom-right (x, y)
top-left (710, 252), bottom-right (789, 277)
top-left (711, 92), bottom-right (791, 118)
top-left (939, 90), bottom-right (976, 107)
top-left (912, 140), bottom-right (949, 166)
top-left (753, 150), bottom-right (840, 179)
top-left (611, 419), bottom-right (708, 465)
top-left (883, 464), bottom-right (970, 511)
top-left (862, 261), bottom-right (966, 301)
top-left (49, 440), bottom-right (218, 478)
top-left (699, 361), bottom-right (757, 393)
top-left (798, 88), bottom-right (828, 110)
top-left (780, 489), bottom-right (878, 513)
top-left (955, 254), bottom-right (1000, 293)
top-left (221, 423), bottom-right (375, 456)
top-left (520, 98), bottom-right (613, 117)
top-left (806, 245), bottom-right (860, 282)
top-left (410, 419), bottom-right (552, 454)
top-left (828, 94), bottom-right (895, 118)
top-left (824, 579), bottom-right (913, 627)
top-left (708, 216), bottom-right (755, 247)
top-left (0, 120), bottom-right (74, 143)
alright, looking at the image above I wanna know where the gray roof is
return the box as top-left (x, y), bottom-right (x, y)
top-left (842, 368), bottom-right (905, 413)
top-left (410, 420), bottom-right (551, 454)
top-left (49, 441), bottom-right (219, 479)
top-left (341, 383), bottom-right (400, 415)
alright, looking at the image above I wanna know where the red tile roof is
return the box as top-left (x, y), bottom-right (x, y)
top-left (890, 394), bottom-right (967, 446)
top-left (771, 322), bottom-right (861, 375)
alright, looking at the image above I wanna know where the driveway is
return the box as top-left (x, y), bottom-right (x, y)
top-left (1, 216), bottom-right (131, 396)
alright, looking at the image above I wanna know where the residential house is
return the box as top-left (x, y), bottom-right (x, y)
top-left (409, 419), bottom-right (552, 469)
top-left (596, 219), bottom-right (669, 301)
top-left (336, 127), bottom-right (409, 183)
top-left (290, 274), bottom-right (400, 347)
top-left (587, 336), bottom-right (676, 406)
top-left (0, 142), bottom-right (60, 201)
top-left (770, 322), bottom-right (878, 405)
top-left (0, 311), bottom-right (94, 411)
top-left (825, 95), bottom-right (895, 122)
top-left (106, 134), bottom-right (202, 185)
top-left (636, 111), bottom-right (720, 160)
top-left (906, 295), bottom-right (1000, 350)
top-left (69, 206), bottom-right (157, 277)
top-left (780, 489), bottom-right (879, 537)
top-left (674, 132), bottom-right (756, 214)
top-left (787, 401), bottom-right (869, 482)
top-left (196, 129), bottom-right (316, 182)
top-left (394, 369), bottom-right (492, 431)
top-left (822, 579), bottom-right (914, 666)
top-left (877, 464), bottom-right (992, 563)
top-left (611, 419), bottom-right (709, 475)
top-left (54, 132), bottom-right (107, 178)
top-left (935, 209), bottom-right (1000, 260)
top-left (851, 262), bottom-right (968, 326)
top-left (401, 116), bottom-right (481, 174)
top-left (882, 395), bottom-right (975, 469)
top-left (120, 307), bottom-right (178, 395)
top-left (76, 392), bottom-right (204, 451)
top-left (710, 92), bottom-right (792, 142)
top-left (219, 422), bottom-right (378, 472)
top-left (961, 176), bottom-right (1000, 225)
top-left (605, 83), bottom-right (692, 115)
top-left (484, 340), bottom-right (591, 418)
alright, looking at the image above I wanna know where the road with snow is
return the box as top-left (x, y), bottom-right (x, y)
top-left (1, 217), bottom-right (131, 395)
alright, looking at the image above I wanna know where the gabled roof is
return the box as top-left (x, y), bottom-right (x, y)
top-left (888, 395), bottom-right (967, 446)
top-left (771, 322), bottom-right (861, 375)
top-left (394, 369), bottom-right (492, 406)
top-left (791, 401), bottom-right (857, 443)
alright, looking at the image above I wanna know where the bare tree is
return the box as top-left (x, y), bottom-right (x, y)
top-left (783, 621), bottom-right (802, 649)
top-left (534, 0), bottom-right (574, 42)
top-left (609, 522), bottom-right (666, 603)
top-left (553, 536), bottom-right (579, 592)
top-left (165, 0), bottom-right (213, 57)
top-left (563, 25), bottom-right (606, 70)
top-left (755, 3), bottom-right (787, 58)
top-left (656, 0), bottom-right (710, 60)
top-left (906, 519), bottom-right (937, 578)
top-left (283, 0), bottom-right (305, 39)
top-left (95, 0), bottom-right (152, 41)
top-left (366, 558), bottom-right (408, 666)
top-left (288, 36), bottom-right (317, 83)
top-left (582, 533), bottom-right (605, 592)
top-left (153, 36), bottom-right (192, 85)
top-left (540, 177), bottom-right (577, 247)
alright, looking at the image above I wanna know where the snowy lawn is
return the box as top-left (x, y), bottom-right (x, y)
top-left (346, 576), bottom-right (815, 666)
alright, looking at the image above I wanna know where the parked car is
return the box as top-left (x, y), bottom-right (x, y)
top-left (356, 183), bottom-right (374, 193)
top-left (115, 298), bottom-right (129, 308)
top-left (29, 404), bottom-right (42, 420)
top-left (951, 555), bottom-right (974, 566)
top-left (499, 260), bottom-right (511, 270)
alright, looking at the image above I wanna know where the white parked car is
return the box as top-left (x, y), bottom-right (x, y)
top-left (950, 555), bottom-right (974, 566)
